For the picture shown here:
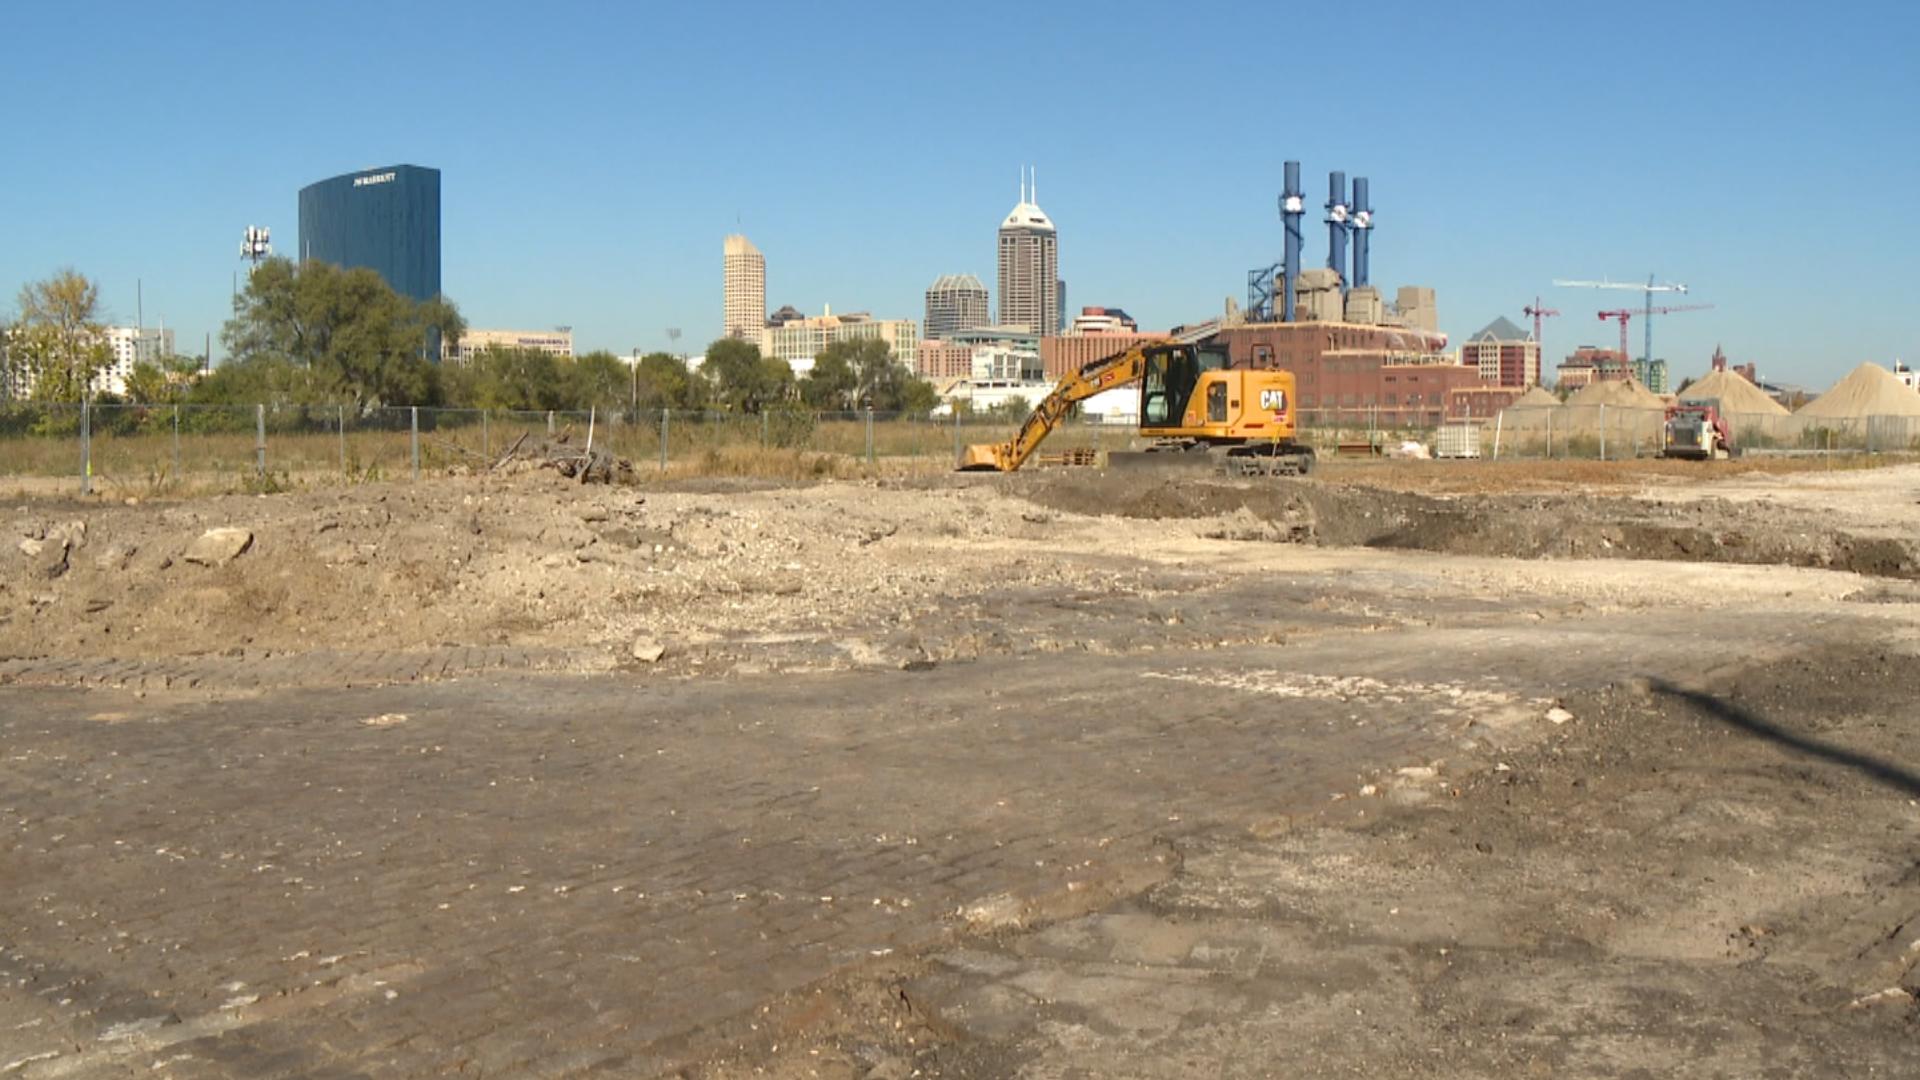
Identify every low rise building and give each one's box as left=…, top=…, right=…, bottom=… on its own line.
left=915, top=340, right=975, bottom=382
left=1556, top=346, right=1629, bottom=389
left=445, top=328, right=574, bottom=365
left=759, top=307, right=918, bottom=376
left=1040, top=332, right=1166, bottom=380
left=1065, top=306, right=1138, bottom=335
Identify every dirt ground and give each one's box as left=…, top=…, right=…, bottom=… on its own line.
left=1, top=458, right=1917, bottom=1077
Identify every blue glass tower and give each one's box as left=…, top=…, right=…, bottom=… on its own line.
left=297, top=165, right=442, bottom=303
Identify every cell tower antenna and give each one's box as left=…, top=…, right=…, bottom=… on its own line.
left=239, top=225, right=272, bottom=275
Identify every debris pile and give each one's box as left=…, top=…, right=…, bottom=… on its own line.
left=490, top=431, right=636, bottom=485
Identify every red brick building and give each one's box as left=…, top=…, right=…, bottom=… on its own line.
left=1207, top=321, right=1476, bottom=427
left=916, top=340, right=975, bottom=381
left=1446, top=385, right=1529, bottom=419
left=1459, top=316, right=1541, bottom=388
left=1555, top=346, right=1629, bottom=389
left=1039, top=332, right=1166, bottom=380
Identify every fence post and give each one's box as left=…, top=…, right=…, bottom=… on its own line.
left=1599, top=403, right=1607, bottom=461
left=172, top=404, right=181, bottom=483
left=547, top=410, right=555, bottom=436
left=866, top=408, right=875, bottom=465
left=659, top=408, right=669, bottom=471
left=1492, top=410, right=1503, bottom=461
left=482, top=410, right=490, bottom=458
left=409, top=406, right=420, bottom=481
left=761, top=410, right=769, bottom=449
left=80, top=399, right=92, bottom=495
left=255, top=403, right=266, bottom=478
left=1546, top=408, right=1554, bottom=459
left=953, top=409, right=962, bottom=463
left=338, top=404, right=347, bottom=476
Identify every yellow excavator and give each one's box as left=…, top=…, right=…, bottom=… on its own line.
left=958, top=339, right=1315, bottom=476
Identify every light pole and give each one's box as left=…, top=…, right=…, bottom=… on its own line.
left=630, top=348, right=640, bottom=416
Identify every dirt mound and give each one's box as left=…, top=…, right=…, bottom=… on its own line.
left=1797, top=363, right=1920, bottom=418
left=1505, top=386, right=1560, bottom=408
left=1567, top=378, right=1666, bottom=410
left=1014, top=472, right=1920, bottom=580
left=1679, top=370, right=1789, bottom=415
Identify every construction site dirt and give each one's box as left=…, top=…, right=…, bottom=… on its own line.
left=1, top=459, right=1916, bottom=1077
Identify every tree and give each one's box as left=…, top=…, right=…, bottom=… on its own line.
left=222, top=257, right=455, bottom=409
left=565, top=351, right=629, bottom=410
left=633, top=352, right=693, bottom=410
left=701, top=337, right=791, bottom=413
left=835, top=337, right=938, bottom=413
left=444, top=345, right=563, bottom=411
left=10, top=269, right=110, bottom=402
left=800, top=341, right=860, bottom=409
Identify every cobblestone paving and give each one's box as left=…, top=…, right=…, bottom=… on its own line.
left=0, top=617, right=1795, bottom=1077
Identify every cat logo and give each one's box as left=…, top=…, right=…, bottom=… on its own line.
left=1259, top=389, right=1288, bottom=412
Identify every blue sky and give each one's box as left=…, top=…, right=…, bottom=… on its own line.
left=2, top=0, right=1914, bottom=388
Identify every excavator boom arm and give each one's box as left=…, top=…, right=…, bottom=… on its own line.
left=960, top=344, right=1151, bottom=472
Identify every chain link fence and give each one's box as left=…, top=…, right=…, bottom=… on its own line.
left=0, top=403, right=1145, bottom=494
left=1290, top=405, right=1920, bottom=460
left=4, top=401, right=1915, bottom=494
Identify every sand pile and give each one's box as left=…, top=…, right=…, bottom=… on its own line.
left=1506, top=386, right=1560, bottom=408
left=1797, top=364, right=1920, bottom=418
left=1678, top=371, right=1788, bottom=416
left=1566, top=379, right=1666, bottom=410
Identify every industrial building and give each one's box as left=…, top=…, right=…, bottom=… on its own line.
left=1206, top=161, right=1478, bottom=426
left=723, top=235, right=767, bottom=341
left=997, top=168, right=1059, bottom=336
left=297, top=165, right=442, bottom=303
left=923, top=274, right=990, bottom=341
left=759, top=307, right=917, bottom=375
left=443, top=328, right=574, bottom=365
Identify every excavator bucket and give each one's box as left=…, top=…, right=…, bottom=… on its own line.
left=957, top=442, right=1010, bottom=471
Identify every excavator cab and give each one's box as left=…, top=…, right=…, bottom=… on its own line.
left=1139, top=345, right=1228, bottom=427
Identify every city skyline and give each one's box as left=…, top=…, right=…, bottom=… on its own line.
left=0, top=2, right=1914, bottom=387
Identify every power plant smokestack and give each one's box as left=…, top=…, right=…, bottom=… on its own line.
left=1281, top=160, right=1303, bottom=323
left=1326, top=171, right=1350, bottom=295
left=1350, top=176, right=1371, bottom=288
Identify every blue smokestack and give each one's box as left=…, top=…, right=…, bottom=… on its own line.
left=1326, top=171, right=1349, bottom=295
left=1281, top=161, right=1303, bottom=323
left=1350, top=177, right=1371, bottom=288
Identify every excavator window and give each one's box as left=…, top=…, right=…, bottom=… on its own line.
left=1142, top=348, right=1200, bottom=428
left=1206, top=381, right=1227, bottom=423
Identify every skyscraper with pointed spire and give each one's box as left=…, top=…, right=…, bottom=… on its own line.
left=997, top=167, right=1058, bottom=336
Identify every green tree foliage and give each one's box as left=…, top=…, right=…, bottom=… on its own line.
left=439, top=345, right=563, bottom=411
left=800, top=341, right=859, bottom=409
left=222, top=257, right=455, bottom=410
left=566, top=350, right=629, bottom=410
left=800, top=337, right=940, bottom=413
left=9, top=269, right=111, bottom=402
left=633, top=351, right=698, bottom=410
left=702, top=337, right=793, bottom=413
